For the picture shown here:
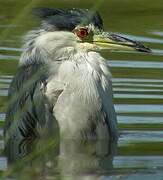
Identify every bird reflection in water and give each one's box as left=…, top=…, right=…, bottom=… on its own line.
left=4, top=135, right=117, bottom=179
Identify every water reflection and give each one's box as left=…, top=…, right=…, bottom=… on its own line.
left=4, top=135, right=117, bottom=179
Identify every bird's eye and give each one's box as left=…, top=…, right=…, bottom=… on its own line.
left=74, top=28, right=89, bottom=39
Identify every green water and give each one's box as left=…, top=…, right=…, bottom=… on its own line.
left=0, top=0, right=163, bottom=179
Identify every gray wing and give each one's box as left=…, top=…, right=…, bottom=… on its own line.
left=4, top=62, right=58, bottom=142
left=96, top=77, right=118, bottom=142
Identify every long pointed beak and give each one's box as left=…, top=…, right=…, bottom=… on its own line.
left=93, top=32, right=151, bottom=53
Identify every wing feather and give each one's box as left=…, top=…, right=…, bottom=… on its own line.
left=4, top=62, right=55, bottom=140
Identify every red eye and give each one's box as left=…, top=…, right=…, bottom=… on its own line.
left=74, top=28, right=89, bottom=38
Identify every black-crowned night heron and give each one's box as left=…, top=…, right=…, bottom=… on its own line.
left=4, top=8, right=150, bottom=145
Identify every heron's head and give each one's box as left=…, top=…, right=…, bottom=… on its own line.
left=22, top=8, right=150, bottom=64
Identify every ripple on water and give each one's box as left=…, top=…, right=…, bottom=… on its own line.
left=105, top=173, right=163, bottom=180
left=113, top=156, right=163, bottom=169
left=0, top=54, right=19, bottom=60
left=115, top=94, right=163, bottom=99
left=117, top=115, right=163, bottom=124
left=0, top=75, right=13, bottom=83
left=114, top=88, right=163, bottom=92
left=113, top=83, right=163, bottom=88
left=119, top=130, right=163, bottom=145
left=0, top=76, right=12, bottom=96
left=0, top=89, right=8, bottom=96
left=151, top=31, right=163, bottom=37
left=113, top=78, right=163, bottom=83
left=0, top=46, right=22, bottom=52
left=113, top=77, right=163, bottom=102
left=150, top=49, right=163, bottom=56
left=119, top=33, right=163, bottom=44
left=0, top=157, right=7, bottom=171
left=115, top=104, right=163, bottom=114
left=0, top=113, right=5, bottom=121
left=110, top=60, right=163, bottom=69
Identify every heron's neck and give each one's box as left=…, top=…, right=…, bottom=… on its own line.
left=60, top=51, right=111, bottom=79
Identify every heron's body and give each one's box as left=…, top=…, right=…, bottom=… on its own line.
left=4, top=8, right=150, bottom=154
left=21, top=29, right=117, bottom=140
left=46, top=51, right=116, bottom=139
